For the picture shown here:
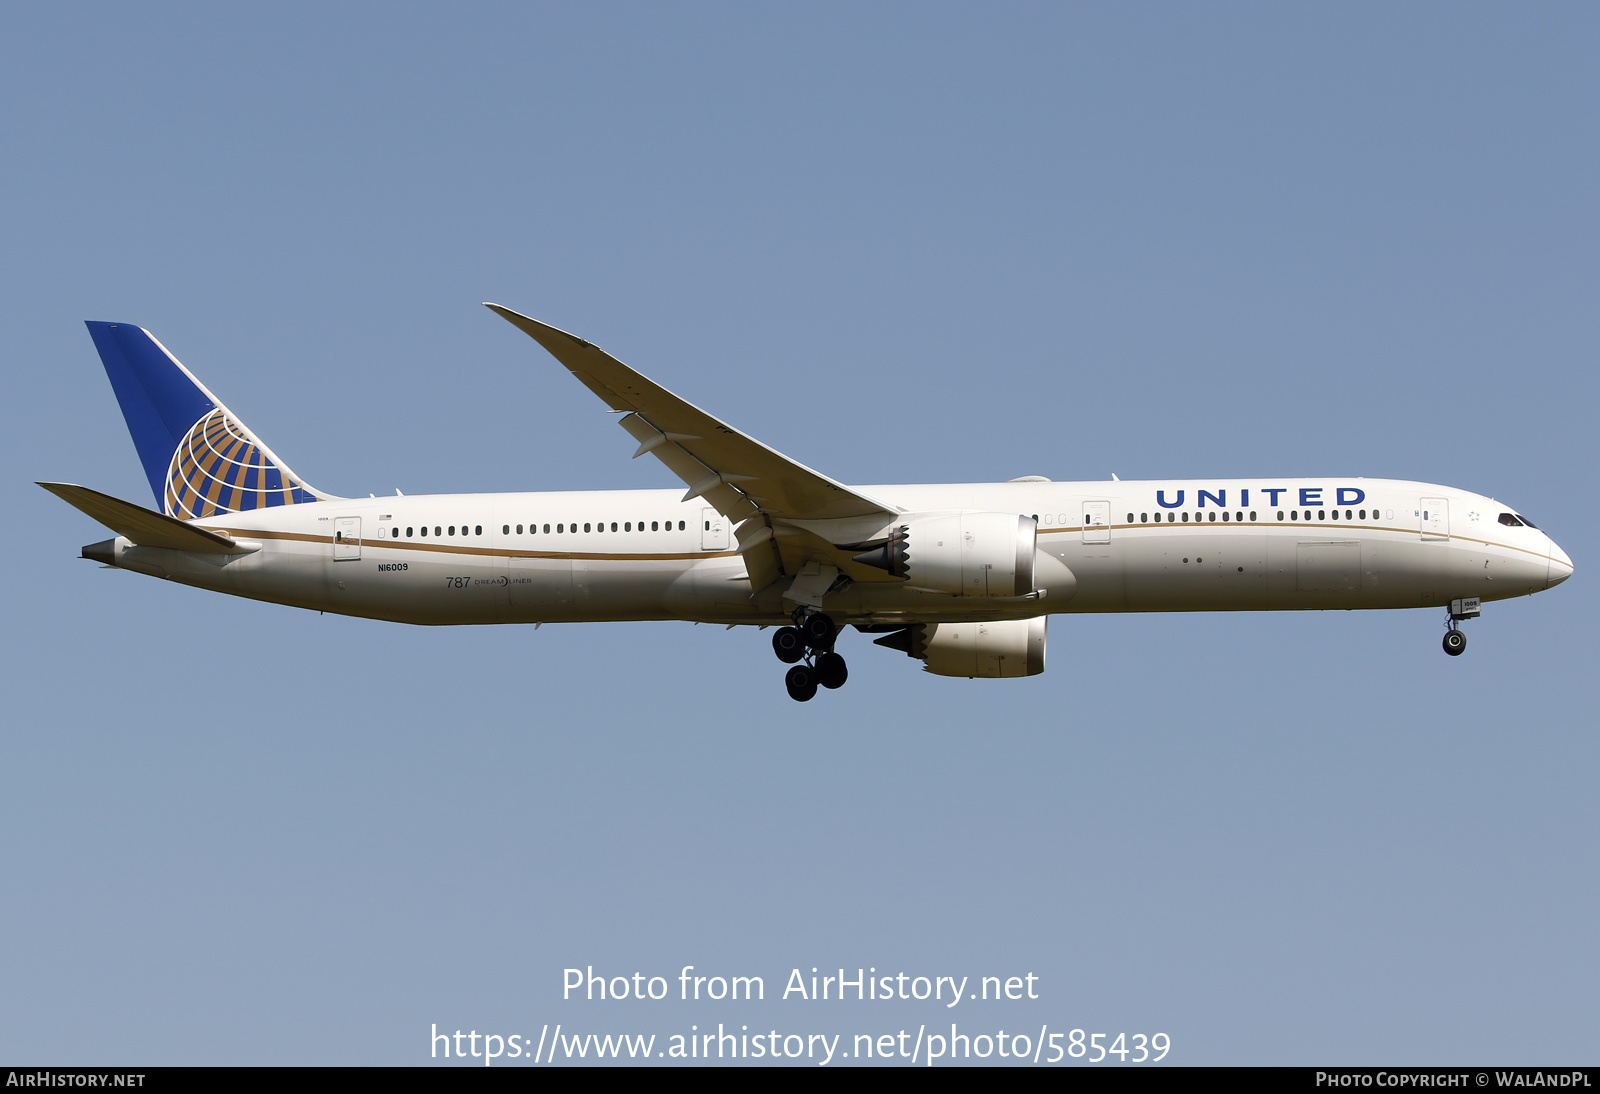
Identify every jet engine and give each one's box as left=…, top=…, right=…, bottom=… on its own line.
left=872, top=617, right=1047, bottom=678
left=850, top=512, right=1036, bottom=598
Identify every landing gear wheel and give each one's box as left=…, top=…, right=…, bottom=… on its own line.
left=801, top=612, right=836, bottom=649
left=815, top=652, right=848, bottom=690
left=785, top=665, right=818, bottom=702
left=1443, top=629, right=1466, bottom=656
left=772, top=627, right=805, bottom=664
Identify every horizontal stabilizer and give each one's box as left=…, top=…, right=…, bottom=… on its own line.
left=37, top=482, right=241, bottom=553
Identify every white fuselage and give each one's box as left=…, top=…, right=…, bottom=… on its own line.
left=95, top=477, right=1571, bottom=628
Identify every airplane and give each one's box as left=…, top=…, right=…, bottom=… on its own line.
left=41, top=304, right=1574, bottom=701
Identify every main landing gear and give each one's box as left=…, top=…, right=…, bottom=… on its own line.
left=773, top=612, right=848, bottom=701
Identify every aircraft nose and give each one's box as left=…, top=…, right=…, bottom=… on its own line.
left=1548, top=540, right=1574, bottom=589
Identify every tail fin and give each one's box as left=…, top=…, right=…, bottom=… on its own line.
left=85, top=322, right=327, bottom=518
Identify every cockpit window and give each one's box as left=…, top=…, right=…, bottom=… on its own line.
left=1498, top=513, right=1523, bottom=527
left=1517, top=513, right=1539, bottom=529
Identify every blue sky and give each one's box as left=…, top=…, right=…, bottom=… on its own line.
left=2, top=2, right=1596, bottom=1065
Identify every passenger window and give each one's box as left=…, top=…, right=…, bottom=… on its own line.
left=1168, top=513, right=1175, bottom=523
left=1181, top=513, right=1189, bottom=522
left=651, top=521, right=659, bottom=531
left=1208, top=512, right=1216, bottom=522
left=1126, top=513, right=1133, bottom=523
left=557, top=524, right=564, bottom=533
left=611, top=522, right=618, bottom=532
left=625, top=522, right=631, bottom=531
left=1290, top=511, right=1298, bottom=521
left=543, top=524, right=550, bottom=534
left=678, top=521, right=685, bottom=530
left=705, top=521, right=711, bottom=530
left=1276, top=512, right=1283, bottom=521
left=584, top=523, right=591, bottom=533
left=1318, top=510, right=1325, bottom=520
left=1141, top=513, right=1148, bottom=523
left=433, top=526, right=441, bottom=536
left=1248, top=511, right=1256, bottom=521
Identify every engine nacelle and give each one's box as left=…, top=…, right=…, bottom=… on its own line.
left=873, top=617, right=1048, bottom=678
left=852, top=512, right=1036, bottom=598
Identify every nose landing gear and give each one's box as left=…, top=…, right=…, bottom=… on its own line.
left=774, top=611, right=847, bottom=700
left=1442, top=597, right=1479, bottom=657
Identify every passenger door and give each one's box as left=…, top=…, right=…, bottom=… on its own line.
left=1419, top=498, right=1449, bottom=542
left=701, top=507, right=730, bottom=550
left=1082, top=501, right=1111, bottom=545
left=333, top=517, right=361, bottom=560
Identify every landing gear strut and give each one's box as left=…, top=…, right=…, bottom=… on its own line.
left=776, top=611, right=848, bottom=700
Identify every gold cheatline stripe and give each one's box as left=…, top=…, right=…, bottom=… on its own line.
left=201, top=520, right=1545, bottom=566
left=213, top=527, right=741, bottom=562
left=1037, top=522, right=1548, bottom=561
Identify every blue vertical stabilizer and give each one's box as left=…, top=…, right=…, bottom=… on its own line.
left=84, top=322, right=322, bottom=517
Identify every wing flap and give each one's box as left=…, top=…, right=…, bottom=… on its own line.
left=39, top=482, right=243, bottom=553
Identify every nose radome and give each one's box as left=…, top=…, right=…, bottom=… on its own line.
left=1548, top=540, right=1574, bottom=589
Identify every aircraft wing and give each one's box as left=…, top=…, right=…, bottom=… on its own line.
left=38, top=482, right=244, bottom=554
left=485, top=304, right=899, bottom=526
